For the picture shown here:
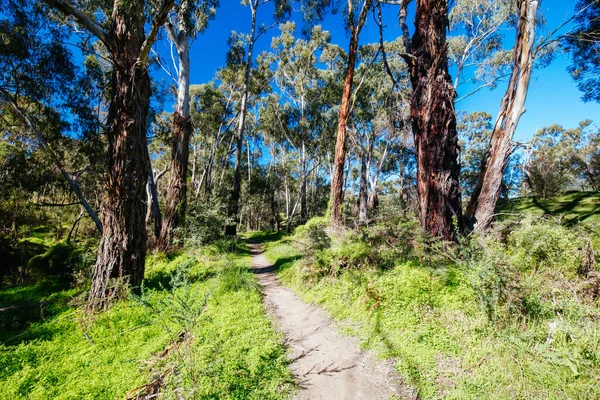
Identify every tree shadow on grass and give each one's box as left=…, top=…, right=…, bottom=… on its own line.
left=0, top=280, right=76, bottom=345
left=245, top=231, right=287, bottom=244
left=252, top=255, right=302, bottom=275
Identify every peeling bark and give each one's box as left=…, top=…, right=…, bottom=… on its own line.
left=466, top=0, right=539, bottom=232
left=157, top=112, right=192, bottom=250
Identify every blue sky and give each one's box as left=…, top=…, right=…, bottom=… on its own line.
left=154, top=0, right=599, bottom=142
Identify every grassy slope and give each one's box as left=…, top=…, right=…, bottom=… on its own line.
left=261, top=235, right=600, bottom=400
left=498, top=191, right=600, bottom=225
left=0, top=243, right=293, bottom=399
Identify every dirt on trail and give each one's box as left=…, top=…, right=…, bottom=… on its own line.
left=249, top=242, right=415, bottom=400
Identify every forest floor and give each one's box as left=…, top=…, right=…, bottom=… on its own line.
left=249, top=241, right=414, bottom=400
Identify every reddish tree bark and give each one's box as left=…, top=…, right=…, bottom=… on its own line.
left=329, top=0, right=374, bottom=226
left=404, top=0, right=462, bottom=240
left=466, top=0, right=539, bottom=232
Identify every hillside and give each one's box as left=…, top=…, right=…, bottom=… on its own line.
left=498, top=191, right=600, bottom=225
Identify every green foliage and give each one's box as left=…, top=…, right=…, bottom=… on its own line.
left=564, top=0, right=600, bottom=103
left=264, top=217, right=600, bottom=399
left=26, top=241, right=95, bottom=282
left=183, top=199, right=227, bottom=246
left=508, top=219, right=583, bottom=275
left=294, top=215, right=330, bottom=251
left=0, top=246, right=292, bottom=399
left=214, top=255, right=261, bottom=294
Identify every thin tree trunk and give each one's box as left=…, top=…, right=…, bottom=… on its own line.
left=465, top=0, right=539, bottom=232
left=358, top=152, right=369, bottom=225
left=67, top=208, right=85, bottom=243
left=146, top=167, right=163, bottom=239
left=300, top=141, right=308, bottom=223
left=226, top=2, right=257, bottom=237
left=329, top=0, right=374, bottom=226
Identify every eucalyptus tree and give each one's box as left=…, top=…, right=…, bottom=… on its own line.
left=268, top=22, right=333, bottom=225
left=565, top=0, right=600, bottom=103
left=457, top=111, right=493, bottom=200
left=525, top=122, right=590, bottom=198
left=448, top=0, right=515, bottom=102
left=43, top=0, right=175, bottom=308
left=349, top=40, right=411, bottom=225
left=465, top=0, right=540, bottom=231
left=396, top=0, right=462, bottom=240
left=0, top=0, right=103, bottom=235
left=329, top=0, right=376, bottom=226
left=189, top=83, right=236, bottom=198
left=157, top=0, right=219, bottom=251
left=225, top=0, right=291, bottom=236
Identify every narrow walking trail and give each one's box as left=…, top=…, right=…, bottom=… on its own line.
left=249, top=242, right=413, bottom=400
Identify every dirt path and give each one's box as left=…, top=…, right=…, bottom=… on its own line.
left=249, top=242, right=414, bottom=400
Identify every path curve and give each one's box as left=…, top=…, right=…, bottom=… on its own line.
left=249, top=242, right=414, bottom=400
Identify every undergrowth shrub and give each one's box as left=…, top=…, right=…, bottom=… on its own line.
left=182, top=199, right=227, bottom=246
left=135, top=261, right=208, bottom=335
left=509, top=218, right=584, bottom=276
left=27, top=240, right=96, bottom=284
left=461, top=235, right=527, bottom=323
left=460, top=218, right=596, bottom=324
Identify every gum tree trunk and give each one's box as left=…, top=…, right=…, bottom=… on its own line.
left=45, top=0, right=175, bottom=309
left=329, top=0, right=374, bottom=226
left=465, top=0, right=539, bottom=232
left=405, top=0, right=462, bottom=240
left=157, top=25, right=194, bottom=250
left=89, top=14, right=152, bottom=306
left=357, top=152, right=369, bottom=225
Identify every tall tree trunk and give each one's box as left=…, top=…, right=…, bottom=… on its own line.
left=158, top=33, right=192, bottom=251
left=329, top=0, right=374, bottom=226
left=89, top=14, right=152, bottom=307
left=405, top=0, right=462, bottom=240
left=46, top=0, right=174, bottom=309
left=226, top=2, right=256, bottom=237
left=465, top=0, right=538, bottom=232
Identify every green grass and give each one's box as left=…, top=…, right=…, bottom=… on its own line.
left=0, top=245, right=293, bottom=399
left=263, top=234, right=600, bottom=399
left=498, top=190, right=600, bottom=225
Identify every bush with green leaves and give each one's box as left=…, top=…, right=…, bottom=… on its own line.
left=508, top=218, right=584, bottom=275
left=26, top=240, right=96, bottom=283
left=182, top=199, right=228, bottom=246
left=214, top=255, right=261, bottom=294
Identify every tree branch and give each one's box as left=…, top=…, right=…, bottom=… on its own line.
left=138, top=0, right=176, bottom=65
left=43, top=0, right=110, bottom=50
left=375, top=2, right=399, bottom=88
left=0, top=88, right=103, bottom=233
